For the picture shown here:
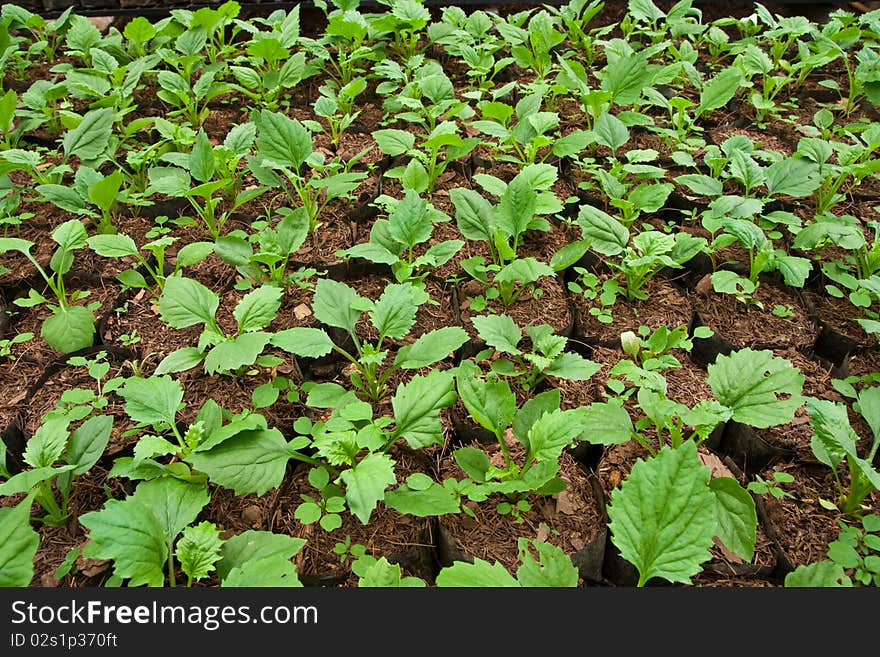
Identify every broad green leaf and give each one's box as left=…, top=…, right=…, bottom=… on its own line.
left=373, top=128, right=415, bottom=156
left=709, top=477, right=757, bottom=562
left=370, top=282, right=417, bottom=341
left=41, top=305, right=95, bottom=354
left=512, top=390, right=560, bottom=443
left=217, top=530, right=306, bottom=581
left=186, top=428, right=291, bottom=496
left=394, top=326, right=468, bottom=369
left=203, top=332, right=272, bottom=374
left=471, top=313, right=522, bottom=355
left=118, top=375, right=183, bottom=428
left=0, top=465, right=75, bottom=496
left=857, top=387, right=880, bottom=442
left=339, top=452, right=396, bottom=524
left=79, top=497, right=168, bottom=587
left=157, top=276, right=219, bottom=329
left=698, top=67, right=742, bottom=115
left=450, top=187, right=495, bottom=243
left=176, top=521, right=223, bottom=583
left=87, top=171, right=122, bottom=213
left=131, top=477, right=210, bottom=541
left=23, top=414, right=70, bottom=469
left=37, top=184, right=87, bottom=214
left=593, top=111, right=629, bottom=153
left=392, top=368, right=458, bottom=448
left=388, top=189, right=432, bottom=248
left=608, top=442, right=716, bottom=586
left=0, top=495, right=40, bottom=587
left=707, top=349, right=805, bottom=429
left=63, top=107, right=115, bottom=162
left=384, top=479, right=461, bottom=517
left=763, top=159, right=821, bottom=198
left=233, top=285, right=284, bottom=333
left=256, top=110, right=312, bottom=169
left=456, top=360, right=516, bottom=438
left=190, top=130, right=216, bottom=184
left=497, top=172, right=537, bottom=242
left=154, top=347, right=206, bottom=375
left=87, top=233, right=139, bottom=258
left=600, top=51, right=651, bottom=106
left=222, top=559, right=302, bottom=587
left=544, top=352, right=602, bottom=381
left=675, top=174, right=723, bottom=197
left=784, top=561, right=851, bottom=587
left=312, top=278, right=365, bottom=336
left=436, top=558, right=519, bottom=586
left=148, top=166, right=192, bottom=197
left=270, top=327, right=334, bottom=358
left=526, top=408, right=589, bottom=463
left=577, top=204, right=629, bottom=256
left=356, top=556, right=426, bottom=587
left=57, top=414, right=113, bottom=493
left=515, top=538, right=579, bottom=587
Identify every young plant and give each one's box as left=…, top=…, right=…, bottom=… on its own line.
left=606, top=440, right=757, bottom=586
left=148, top=128, right=267, bottom=240
left=709, top=217, right=811, bottom=307
left=154, top=278, right=285, bottom=376
left=214, top=206, right=315, bottom=290
left=470, top=313, right=601, bottom=391
left=229, top=35, right=312, bottom=111
left=79, top=471, right=307, bottom=587
left=0, top=410, right=113, bottom=527
left=804, top=386, right=880, bottom=516
left=453, top=361, right=592, bottom=514
left=336, top=189, right=463, bottom=285
left=576, top=203, right=706, bottom=302
left=0, top=219, right=99, bottom=353
left=435, top=537, right=579, bottom=587
left=270, top=278, right=468, bottom=402
left=252, top=109, right=368, bottom=234
left=373, top=118, right=479, bottom=193
left=87, top=231, right=213, bottom=296
left=785, top=514, right=880, bottom=587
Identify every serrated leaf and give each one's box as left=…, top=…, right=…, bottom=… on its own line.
left=154, top=347, right=206, bottom=375
left=456, top=360, right=516, bottom=439
left=204, top=332, right=272, bottom=374
left=577, top=204, right=629, bottom=256
left=339, top=452, right=396, bottom=524
left=373, top=128, right=415, bottom=156
left=707, top=349, right=804, bottom=429
left=471, top=313, right=522, bottom=355
left=436, top=558, right=519, bottom=586
left=118, top=375, right=183, bottom=428
left=515, top=538, right=579, bottom=587
left=233, top=285, right=284, bottom=333
left=217, top=530, right=306, bottom=582
left=79, top=497, right=168, bottom=587
left=384, top=480, right=461, bottom=517
left=42, top=305, right=95, bottom=354
left=131, top=477, right=210, bottom=542
left=698, top=67, right=742, bottom=115
left=312, top=277, right=364, bottom=336
left=450, top=187, right=495, bottom=243
left=176, top=521, right=223, bottom=583
left=392, top=368, right=458, bottom=449
left=370, top=282, right=417, bottom=340
left=608, top=442, right=716, bottom=586
left=784, top=561, right=851, bottom=587
left=763, top=159, right=821, bottom=198
left=544, top=352, right=602, bottom=381
left=526, top=408, right=589, bottom=463
left=63, top=107, right=115, bottom=162
left=256, top=110, right=312, bottom=169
